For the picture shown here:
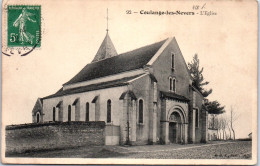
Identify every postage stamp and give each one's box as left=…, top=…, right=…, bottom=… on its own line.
left=2, top=4, right=41, bottom=56
left=7, top=5, right=41, bottom=47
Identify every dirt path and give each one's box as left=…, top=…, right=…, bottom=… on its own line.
left=6, top=141, right=252, bottom=159
left=117, top=141, right=238, bottom=153
left=115, top=141, right=252, bottom=159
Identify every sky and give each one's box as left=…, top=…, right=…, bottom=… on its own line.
left=2, top=0, right=257, bottom=139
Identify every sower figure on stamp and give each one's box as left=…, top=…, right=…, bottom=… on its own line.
left=13, top=8, right=36, bottom=44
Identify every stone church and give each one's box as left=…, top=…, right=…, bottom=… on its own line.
left=32, top=32, right=208, bottom=145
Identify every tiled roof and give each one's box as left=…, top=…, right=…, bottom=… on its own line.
left=39, top=98, right=43, bottom=104
left=56, top=101, right=62, bottom=107
left=91, top=96, right=99, bottom=103
left=6, top=121, right=105, bottom=130
left=92, top=33, right=118, bottom=62
left=160, top=91, right=190, bottom=102
left=43, top=74, right=144, bottom=99
left=149, top=73, right=157, bottom=82
left=119, top=90, right=137, bottom=100
left=64, top=39, right=167, bottom=85
left=72, top=98, right=79, bottom=105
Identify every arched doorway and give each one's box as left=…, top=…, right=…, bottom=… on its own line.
left=168, top=110, right=184, bottom=144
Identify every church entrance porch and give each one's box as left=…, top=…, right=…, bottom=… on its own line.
left=169, top=112, right=183, bottom=144
left=160, top=99, right=189, bottom=145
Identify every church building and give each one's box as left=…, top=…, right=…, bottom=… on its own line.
left=32, top=32, right=208, bottom=145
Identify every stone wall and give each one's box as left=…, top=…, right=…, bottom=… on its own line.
left=42, top=86, right=127, bottom=125
left=200, top=108, right=208, bottom=143
left=152, top=38, right=191, bottom=98
left=129, top=74, right=151, bottom=145
left=188, top=89, right=205, bottom=143
left=5, top=121, right=105, bottom=155
left=194, top=91, right=204, bottom=143
left=208, top=129, right=218, bottom=141
left=105, top=125, right=120, bottom=145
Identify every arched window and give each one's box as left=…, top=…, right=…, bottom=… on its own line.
left=86, top=102, right=89, bottom=122
left=68, top=105, right=71, bottom=122
left=171, top=53, right=175, bottom=69
left=169, top=77, right=176, bottom=92
left=53, top=107, right=56, bottom=121
left=169, top=78, right=172, bottom=91
left=36, top=112, right=40, bottom=123
left=107, top=100, right=111, bottom=123
left=139, top=99, right=143, bottom=123
left=172, top=78, right=176, bottom=92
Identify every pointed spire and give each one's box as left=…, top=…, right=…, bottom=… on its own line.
left=92, top=9, right=118, bottom=62
left=92, top=33, right=118, bottom=62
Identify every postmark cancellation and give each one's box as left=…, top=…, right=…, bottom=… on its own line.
left=2, top=4, right=41, bottom=56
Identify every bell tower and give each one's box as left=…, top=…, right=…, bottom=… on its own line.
left=92, top=9, right=118, bottom=62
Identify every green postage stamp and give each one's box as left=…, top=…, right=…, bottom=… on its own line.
left=7, top=5, right=41, bottom=47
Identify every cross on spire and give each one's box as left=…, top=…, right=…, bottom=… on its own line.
left=106, top=8, right=109, bottom=32
left=92, top=8, right=117, bottom=62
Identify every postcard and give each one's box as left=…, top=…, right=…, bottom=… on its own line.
left=1, top=0, right=257, bottom=165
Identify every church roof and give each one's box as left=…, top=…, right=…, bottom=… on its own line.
left=160, top=91, right=190, bottom=102
left=92, top=33, right=118, bottom=62
left=43, top=74, right=144, bottom=99
left=64, top=38, right=167, bottom=86
left=119, top=90, right=137, bottom=100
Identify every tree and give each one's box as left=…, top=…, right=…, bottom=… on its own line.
left=211, top=113, right=229, bottom=140
left=204, top=100, right=225, bottom=140
left=188, top=54, right=212, bottom=97
left=229, top=106, right=239, bottom=140
left=204, top=100, right=225, bottom=115
left=227, top=118, right=232, bottom=140
left=219, top=115, right=228, bottom=140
